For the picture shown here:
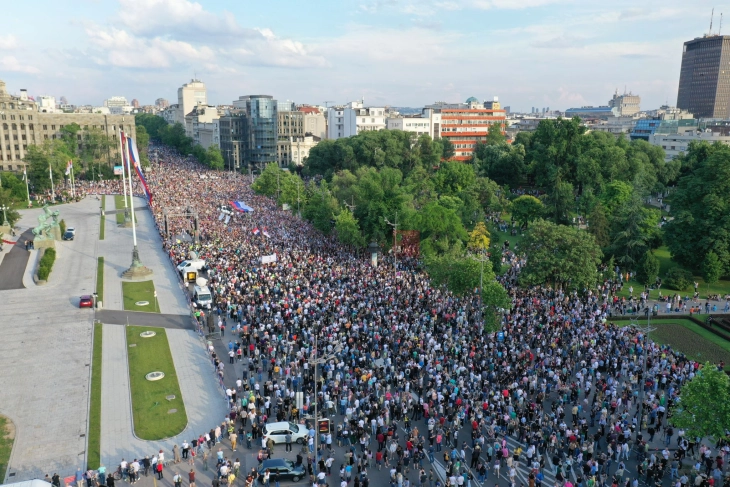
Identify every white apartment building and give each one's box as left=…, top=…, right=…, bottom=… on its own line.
left=177, top=79, right=207, bottom=125
left=185, top=104, right=219, bottom=141
left=196, top=120, right=219, bottom=150
left=386, top=116, right=431, bottom=137
left=327, top=101, right=386, bottom=140
left=161, top=104, right=178, bottom=124
left=649, top=130, right=730, bottom=160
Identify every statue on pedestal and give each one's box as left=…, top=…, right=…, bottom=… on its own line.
left=32, top=205, right=61, bottom=242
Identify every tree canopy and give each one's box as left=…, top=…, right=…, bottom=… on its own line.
left=670, top=362, right=730, bottom=440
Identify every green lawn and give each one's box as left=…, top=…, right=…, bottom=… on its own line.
left=488, top=222, right=525, bottom=251
left=96, top=257, right=104, bottom=304
left=614, top=246, right=730, bottom=300
left=115, top=195, right=136, bottom=224
left=122, top=280, right=159, bottom=313
left=87, top=322, right=102, bottom=469
left=99, top=195, right=106, bottom=240
left=0, top=415, right=15, bottom=483
left=614, top=317, right=730, bottom=368
left=126, top=326, right=187, bottom=440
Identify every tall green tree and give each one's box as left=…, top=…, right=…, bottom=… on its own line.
left=334, top=208, right=365, bottom=247
left=665, top=143, right=730, bottom=275
left=636, top=250, right=660, bottom=287
left=670, top=363, right=730, bottom=440
left=510, top=195, right=544, bottom=228
left=485, top=122, right=506, bottom=146
left=588, top=203, right=611, bottom=248
left=206, top=145, right=225, bottom=170
left=519, top=219, right=603, bottom=290
left=702, top=251, right=723, bottom=293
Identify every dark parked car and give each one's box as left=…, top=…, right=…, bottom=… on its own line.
left=63, top=231, right=74, bottom=241
left=257, top=459, right=305, bottom=482
left=79, top=295, right=93, bottom=308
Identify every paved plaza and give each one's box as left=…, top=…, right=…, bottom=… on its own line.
left=0, top=198, right=99, bottom=482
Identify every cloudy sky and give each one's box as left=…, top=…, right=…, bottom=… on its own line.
left=0, top=0, right=722, bottom=111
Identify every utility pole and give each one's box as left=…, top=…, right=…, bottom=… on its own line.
left=308, top=335, right=342, bottom=468
left=384, top=211, right=399, bottom=276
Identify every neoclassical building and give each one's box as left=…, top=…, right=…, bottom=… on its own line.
left=0, top=79, right=136, bottom=172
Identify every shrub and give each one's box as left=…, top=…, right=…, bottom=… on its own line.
left=37, top=247, right=56, bottom=281
left=664, top=267, right=693, bottom=291
left=59, top=219, right=66, bottom=235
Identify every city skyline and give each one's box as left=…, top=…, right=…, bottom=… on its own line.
left=0, top=0, right=723, bottom=111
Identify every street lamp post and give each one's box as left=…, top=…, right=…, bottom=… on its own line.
left=634, top=313, right=656, bottom=440
left=307, top=334, right=342, bottom=472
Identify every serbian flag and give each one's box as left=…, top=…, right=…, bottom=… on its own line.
left=262, top=228, right=271, bottom=238
left=252, top=228, right=260, bottom=235
left=65, top=160, right=73, bottom=175
left=230, top=201, right=254, bottom=213
left=124, top=133, right=153, bottom=203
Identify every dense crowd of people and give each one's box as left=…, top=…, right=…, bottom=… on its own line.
left=73, top=146, right=730, bottom=487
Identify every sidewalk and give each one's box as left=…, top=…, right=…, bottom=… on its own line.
left=98, top=196, right=188, bottom=315
left=99, top=324, right=228, bottom=468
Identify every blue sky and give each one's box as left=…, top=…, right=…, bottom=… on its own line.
left=0, top=0, right=722, bottom=111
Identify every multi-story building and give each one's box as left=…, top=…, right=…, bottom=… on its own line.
left=327, top=101, right=386, bottom=139
left=564, top=106, right=620, bottom=119
left=104, top=96, right=131, bottom=115
left=278, top=136, right=320, bottom=167
left=607, top=91, right=641, bottom=116
left=219, top=110, right=246, bottom=171
left=422, top=98, right=507, bottom=161
left=195, top=121, right=219, bottom=150
left=131, top=99, right=140, bottom=108
left=37, top=96, right=57, bottom=113
left=161, top=105, right=178, bottom=125
left=176, top=79, right=207, bottom=125
left=184, top=104, right=219, bottom=138
left=155, top=98, right=170, bottom=108
left=386, top=115, right=432, bottom=137
left=677, top=35, right=730, bottom=118
left=298, top=106, right=327, bottom=140
left=245, top=95, right=278, bottom=171
left=0, top=79, right=136, bottom=171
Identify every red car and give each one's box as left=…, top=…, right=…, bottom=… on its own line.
left=79, top=295, right=94, bottom=308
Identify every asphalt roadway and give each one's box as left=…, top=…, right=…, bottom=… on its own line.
left=0, top=228, right=33, bottom=290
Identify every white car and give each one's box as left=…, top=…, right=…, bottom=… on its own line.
left=262, top=421, right=308, bottom=445
left=66, top=227, right=76, bottom=236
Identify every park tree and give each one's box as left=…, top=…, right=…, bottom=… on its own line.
left=702, top=251, right=723, bottom=292
left=424, top=252, right=510, bottom=331
left=206, top=145, right=225, bottom=170
left=670, top=363, right=730, bottom=440
left=334, top=208, right=365, bottom=248
left=0, top=188, right=21, bottom=226
left=510, top=195, right=544, bottom=228
left=468, top=222, right=490, bottom=253
left=665, top=143, right=730, bottom=275
left=636, top=250, right=660, bottom=287
left=588, top=203, right=611, bottom=248
left=415, top=200, right=468, bottom=256
left=485, top=122, right=506, bottom=146
left=302, top=180, right=339, bottom=234
left=519, top=219, right=603, bottom=291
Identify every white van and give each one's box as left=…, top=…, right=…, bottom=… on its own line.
left=177, top=259, right=206, bottom=279
left=193, top=285, right=213, bottom=308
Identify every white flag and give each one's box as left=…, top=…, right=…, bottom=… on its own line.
left=22, top=169, right=26, bottom=181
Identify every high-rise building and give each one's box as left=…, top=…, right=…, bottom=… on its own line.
left=131, top=99, right=140, bottom=108
left=155, top=98, right=170, bottom=108
left=245, top=95, right=278, bottom=171
left=176, top=79, right=207, bottom=125
left=326, top=101, right=386, bottom=140
left=677, top=35, right=730, bottom=118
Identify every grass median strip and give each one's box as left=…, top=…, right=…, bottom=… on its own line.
left=99, top=195, right=106, bottom=240
left=96, top=257, right=104, bottom=304
left=0, top=415, right=14, bottom=482
left=122, top=280, right=159, bottom=313
left=87, top=322, right=102, bottom=469
left=115, top=195, right=136, bottom=225
left=126, top=326, right=187, bottom=440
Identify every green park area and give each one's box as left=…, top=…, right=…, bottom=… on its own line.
left=0, top=415, right=14, bottom=482
left=122, top=280, right=159, bottom=313
left=126, top=326, right=187, bottom=440
left=87, top=322, right=102, bottom=469
left=96, top=257, right=104, bottom=304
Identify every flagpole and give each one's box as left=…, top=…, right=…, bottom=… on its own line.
left=71, top=164, right=76, bottom=199
left=120, top=131, right=152, bottom=279
left=49, top=163, right=55, bottom=204
left=122, top=132, right=137, bottom=245
left=118, top=127, right=128, bottom=208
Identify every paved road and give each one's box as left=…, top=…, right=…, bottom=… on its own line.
left=97, top=310, right=191, bottom=329
left=0, top=229, right=33, bottom=290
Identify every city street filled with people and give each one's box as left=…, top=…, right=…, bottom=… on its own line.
left=68, top=147, right=730, bottom=487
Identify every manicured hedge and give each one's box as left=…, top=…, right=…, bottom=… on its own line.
left=37, top=248, right=56, bottom=281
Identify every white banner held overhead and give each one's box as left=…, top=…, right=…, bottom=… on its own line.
left=260, top=254, right=277, bottom=264
left=224, top=215, right=231, bottom=225
left=218, top=212, right=225, bottom=221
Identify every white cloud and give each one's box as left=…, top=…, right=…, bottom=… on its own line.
left=0, top=34, right=17, bottom=49
left=0, top=56, right=40, bottom=74
left=117, top=0, right=240, bottom=37
left=85, top=26, right=215, bottom=68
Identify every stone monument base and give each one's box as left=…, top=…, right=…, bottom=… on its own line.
left=122, top=246, right=153, bottom=279
left=33, top=238, right=57, bottom=250
left=0, top=224, right=12, bottom=236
